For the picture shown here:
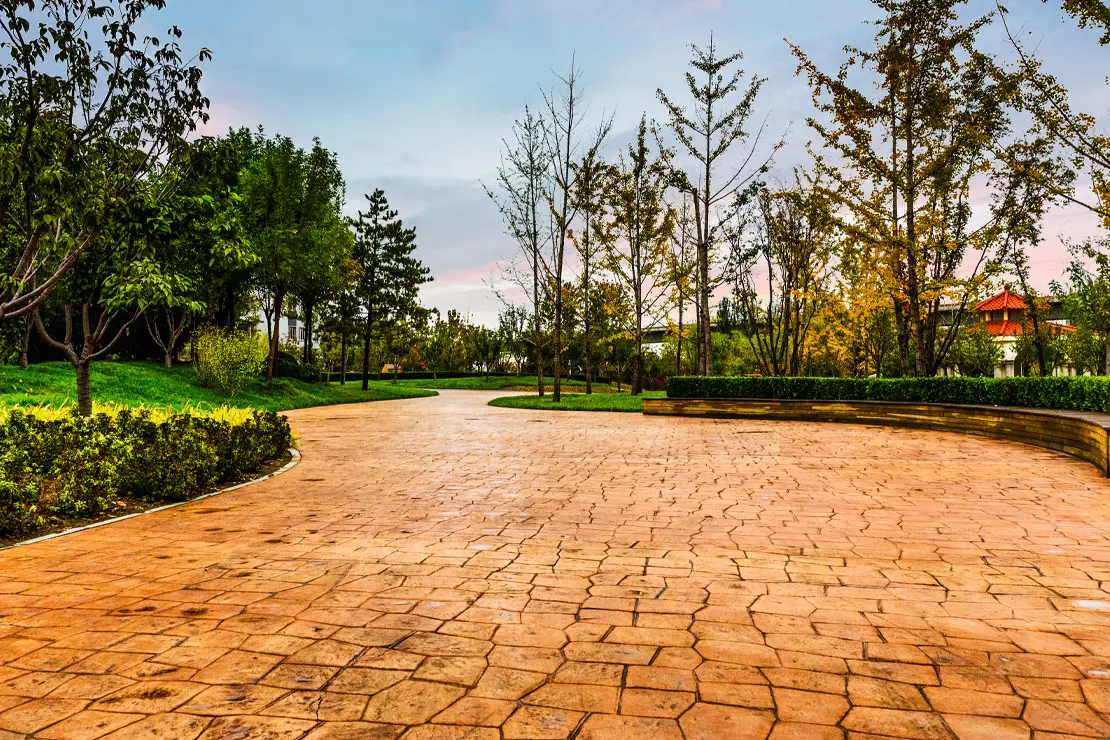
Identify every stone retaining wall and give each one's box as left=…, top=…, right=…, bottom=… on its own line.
left=643, top=397, right=1110, bottom=476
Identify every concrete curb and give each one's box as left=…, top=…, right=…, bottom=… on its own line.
left=4, top=447, right=302, bottom=550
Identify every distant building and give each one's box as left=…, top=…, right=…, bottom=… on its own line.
left=944, top=288, right=1076, bottom=378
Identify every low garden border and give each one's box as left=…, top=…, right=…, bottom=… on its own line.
left=642, top=398, right=1110, bottom=476
left=3, top=447, right=301, bottom=550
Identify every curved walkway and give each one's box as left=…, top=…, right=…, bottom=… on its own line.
left=0, top=391, right=1109, bottom=739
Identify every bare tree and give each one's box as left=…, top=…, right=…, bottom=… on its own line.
left=658, top=34, right=783, bottom=375
left=728, top=176, right=838, bottom=376
left=485, top=107, right=552, bottom=396
left=542, top=59, right=614, bottom=401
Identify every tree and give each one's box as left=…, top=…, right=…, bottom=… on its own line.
left=486, top=107, right=551, bottom=395
left=34, top=179, right=183, bottom=415
left=239, top=133, right=346, bottom=383
left=599, top=117, right=675, bottom=395
left=0, top=0, right=210, bottom=320
left=665, top=195, right=699, bottom=376
left=498, top=306, right=529, bottom=375
left=950, top=323, right=1002, bottom=377
left=542, top=60, right=610, bottom=401
left=728, top=176, right=838, bottom=377
left=658, top=34, right=782, bottom=375
left=319, top=257, right=362, bottom=384
left=294, top=219, right=350, bottom=367
left=469, top=325, right=502, bottom=379
left=349, top=189, right=430, bottom=392
left=792, top=0, right=1060, bottom=377
left=569, top=127, right=612, bottom=394
left=143, top=137, right=254, bottom=368
left=1054, top=239, right=1110, bottom=374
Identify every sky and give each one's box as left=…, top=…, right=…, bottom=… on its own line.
left=155, top=0, right=1108, bottom=326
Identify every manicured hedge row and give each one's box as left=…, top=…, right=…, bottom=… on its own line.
left=667, top=375, right=1110, bottom=413
left=0, top=410, right=292, bottom=538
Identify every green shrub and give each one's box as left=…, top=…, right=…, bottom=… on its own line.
left=194, top=326, right=266, bottom=397
left=0, top=447, right=43, bottom=536
left=666, top=375, right=1110, bottom=412
left=0, top=408, right=293, bottom=539
left=274, top=351, right=321, bottom=383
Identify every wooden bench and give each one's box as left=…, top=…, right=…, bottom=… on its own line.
left=642, top=397, right=1110, bottom=477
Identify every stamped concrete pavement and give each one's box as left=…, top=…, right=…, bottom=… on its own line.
left=0, top=390, right=1109, bottom=739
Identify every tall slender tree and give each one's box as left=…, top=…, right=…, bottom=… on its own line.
left=349, top=190, right=431, bottom=392
left=658, top=35, right=782, bottom=375
left=239, top=133, right=345, bottom=382
left=569, top=128, right=613, bottom=394
left=600, top=117, right=676, bottom=395
left=486, top=107, right=551, bottom=395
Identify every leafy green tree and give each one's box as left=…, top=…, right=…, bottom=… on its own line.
left=0, top=0, right=210, bottom=320
left=469, top=325, right=503, bottom=379
left=1054, top=240, right=1110, bottom=374
left=1063, top=324, right=1105, bottom=375
left=498, top=306, right=529, bottom=375
left=318, top=258, right=362, bottom=384
left=144, top=137, right=255, bottom=368
left=239, top=133, right=346, bottom=383
left=33, top=182, right=184, bottom=415
left=348, top=190, right=431, bottom=392
left=950, top=323, right=1002, bottom=377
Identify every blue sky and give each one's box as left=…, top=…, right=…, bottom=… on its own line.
left=158, top=0, right=1106, bottom=325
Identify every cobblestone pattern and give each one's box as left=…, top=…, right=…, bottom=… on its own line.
left=0, top=390, right=1108, bottom=739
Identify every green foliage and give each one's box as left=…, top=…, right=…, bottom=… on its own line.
left=950, top=324, right=1002, bottom=378
left=194, top=326, right=267, bottom=397
left=0, top=408, right=292, bottom=537
left=0, top=361, right=435, bottom=413
left=1063, top=325, right=1106, bottom=375
left=668, top=375, right=1110, bottom=412
left=0, top=0, right=211, bottom=319
left=489, top=391, right=664, bottom=413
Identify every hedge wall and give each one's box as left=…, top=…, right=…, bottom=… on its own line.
left=667, top=375, right=1110, bottom=413
left=0, top=409, right=292, bottom=538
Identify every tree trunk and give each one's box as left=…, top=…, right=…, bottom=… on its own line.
left=303, top=301, right=313, bottom=366
left=340, top=331, right=347, bottom=385
left=361, top=316, right=372, bottom=392
left=18, top=317, right=31, bottom=369
left=76, top=361, right=92, bottom=417
left=164, top=349, right=173, bottom=369
left=553, top=298, right=562, bottom=402
left=265, top=288, right=285, bottom=384
left=1104, top=339, right=1109, bottom=376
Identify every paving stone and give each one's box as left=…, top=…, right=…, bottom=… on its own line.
left=2, top=391, right=1110, bottom=736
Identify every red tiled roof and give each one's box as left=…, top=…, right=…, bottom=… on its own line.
left=976, top=288, right=1026, bottom=312
left=983, top=320, right=1075, bottom=337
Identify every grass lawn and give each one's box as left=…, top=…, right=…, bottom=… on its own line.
left=489, top=390, right=664, bottom=413
left=0, top=361, right=436, bottom=413
left=393, top=375, right=583, bottom=391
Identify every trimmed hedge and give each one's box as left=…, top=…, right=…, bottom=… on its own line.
left=0, top=409, right=292, bottom=538
left=667, top=375, right=1110, bottom=413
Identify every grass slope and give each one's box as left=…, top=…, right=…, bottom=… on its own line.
left=489, top=390, right=664, bottom=413
left=0, top=361, right=436, bottom=412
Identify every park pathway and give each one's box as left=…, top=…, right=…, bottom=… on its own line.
left=0, top=390, right=1109, bottom=739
